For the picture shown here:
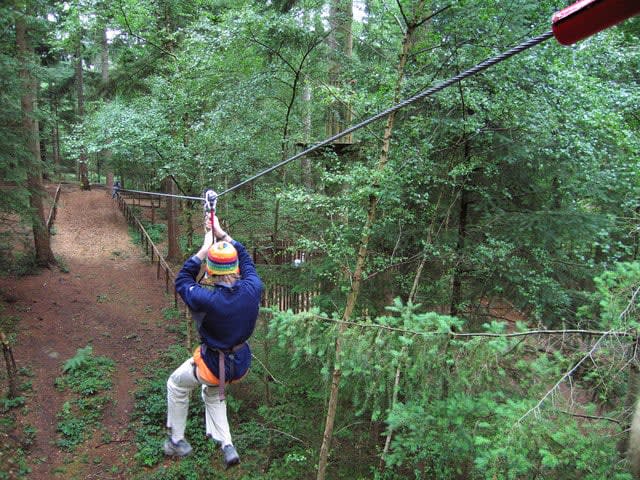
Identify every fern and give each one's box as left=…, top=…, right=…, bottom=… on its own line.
left=63, top=345, right=93, bottom=373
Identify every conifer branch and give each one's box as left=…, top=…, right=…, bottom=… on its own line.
left=516, top=286, right=639, bottom=424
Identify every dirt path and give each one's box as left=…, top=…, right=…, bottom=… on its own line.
left=0, top=184, right=177, bottom=479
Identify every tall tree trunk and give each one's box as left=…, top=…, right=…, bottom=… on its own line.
left=450, top=82, right=471, bottom=318
left=316, top=3, right=427, bottom=479
left=76, top=40, right=84, bottom=118
left=76, top=36, right=90, bottom=190
left=326, top=0, right=353, bottom=144
left=51, top=93, right=61, bottom=168
left=450, top=182, right=469, bottom=317
left=166, top=177, right=181, bottom=262
left=101, top=26, right=109, bottom=85
left=100, top=26, right=114, bottom=192
left=52, top=122, right=59, bottom=166
left=17, top=9, right=55, bottom=267
left=302, top=82, right=314, bottom=189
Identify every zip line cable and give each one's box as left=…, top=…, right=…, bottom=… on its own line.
left=118, top=30, right=554, bottom=203
left=216, top=29, right=554, bottom=197
left=118, top=188, right=203, bottom=202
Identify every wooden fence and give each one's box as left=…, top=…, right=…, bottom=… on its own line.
left=46, top=183, right=62, bottom=232
left=115, top=194, right=199, bottom=347
left=261, top=282, right=318, bottom=312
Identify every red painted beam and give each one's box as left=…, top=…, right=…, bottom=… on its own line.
left=552, top=0, right=640, bottom=45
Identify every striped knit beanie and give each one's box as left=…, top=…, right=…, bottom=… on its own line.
left=206, top=242, right=239, bottom=276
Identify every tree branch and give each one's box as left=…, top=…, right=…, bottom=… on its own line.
left=414, top=4, right=452, bottom=30
left=558, top=410, right=622, bottom=425
left=299, top=313, right=633, bottom=340
left=517, top=287, right=640, bottom=424
left=118, top=2, right=177, bottom=60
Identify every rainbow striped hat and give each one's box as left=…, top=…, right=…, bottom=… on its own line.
left=206, top=242, right=239, bottom=276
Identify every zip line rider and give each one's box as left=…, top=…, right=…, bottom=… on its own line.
left=164, top=211, right=263, bottom=468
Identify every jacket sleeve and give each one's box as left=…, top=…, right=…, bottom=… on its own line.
left=175, top=255, right=205, bottom=311
left=233, top=240, right=263, bottom=294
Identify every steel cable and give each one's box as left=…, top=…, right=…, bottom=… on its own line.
left=117, top=30, right=554, bottom=203
left=216, top=30, right=554, bottom=198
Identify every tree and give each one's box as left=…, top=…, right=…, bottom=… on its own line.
left=16, top=2, right=56, bottom=268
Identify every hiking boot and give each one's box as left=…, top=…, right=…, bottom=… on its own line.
left=222, top=444, right=240, bottom=468
left=163, top=438, right=193, bottom=457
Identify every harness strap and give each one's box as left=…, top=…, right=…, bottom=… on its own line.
left=203, top=343, right=246, bottom=402
left=218, top=350, right=225, bottom=401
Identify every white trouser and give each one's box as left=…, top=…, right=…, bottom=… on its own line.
left=166, top=357, right=233, bottom=447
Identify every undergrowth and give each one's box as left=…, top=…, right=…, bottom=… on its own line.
left=128, top=221, right=166, bottom=247
left=54, top=345, right=115, bottom=451
left=0, top=377, right=33, bottom=480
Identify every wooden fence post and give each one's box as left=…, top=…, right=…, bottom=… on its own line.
left=1, top=331, right=18, bottom=398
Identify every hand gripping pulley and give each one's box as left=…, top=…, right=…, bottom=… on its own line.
left=203, top=189, right=218, bottom=233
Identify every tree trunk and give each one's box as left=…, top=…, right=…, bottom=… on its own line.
left=76, top=35, right=90, bottom=190
left=51, top=93, right=61, bottom=167
left=52, top=123, right=59, bottom=166
left=101, top=27, right=109, bottom=84
left=166, top=177, right=181, bottom=262
left=450, top=183, right=469, bottom=317
left=302, top=82, right=314, bottom=189
left=628, top=359, right=640, bottom=479
left=76, top=38, right=84, bottom=117
left=450, top=81, right=471, bottom=318
left=17, top=8, right=56, bottom=268
left=326, top=0, right=353, bottom=144
left=316, top=3, right=426, bottom=479
left=1, top=331, right=18, bottom=399
left=100, top=26, right=115, bottom=191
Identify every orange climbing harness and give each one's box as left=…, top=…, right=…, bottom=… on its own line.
left=192, top=343, right=247, bottom=401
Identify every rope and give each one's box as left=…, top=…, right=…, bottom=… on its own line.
left=117, top=30, right=554, bottom=203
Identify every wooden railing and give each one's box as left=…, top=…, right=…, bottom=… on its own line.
left=262, top=281, right=319, bottom=312
left=116, top=194, right=179, bottom=301
left=114, top=194, right=197, bottom=346
left=46, top=183, right=63, bottom=232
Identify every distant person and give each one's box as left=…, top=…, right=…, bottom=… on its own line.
left=112, top=180, right=121, bottom=199
left=164, top=213, right=263, bottom=468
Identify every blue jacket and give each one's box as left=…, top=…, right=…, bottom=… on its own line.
left=175, top=240, right=263, bottom=381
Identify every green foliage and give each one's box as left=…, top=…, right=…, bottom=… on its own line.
left=62, top=345, right=94, bottom=373
left=2, top=0, right=639, bottom=477
left=594, top=262, right=640, bottom=329
left=0, top=351, right=33, bottom=479
left=268, top=298, right=632, bottom=479
left=0, top=396, right=25, bottom=412
left=0, top=250, right=39, bottom=278
left=144, top=222, right=167, bottom=245
left=55, top=346, right=115, bottom=451
left=161, top=306, right=181, bottom=321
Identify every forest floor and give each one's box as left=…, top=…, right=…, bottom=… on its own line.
left=0, top=183, right=178, bottom=479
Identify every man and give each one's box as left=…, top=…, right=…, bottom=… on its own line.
left=111, top=180, right=121, bottom=199
left=165, top=214, right=263, bottom=468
